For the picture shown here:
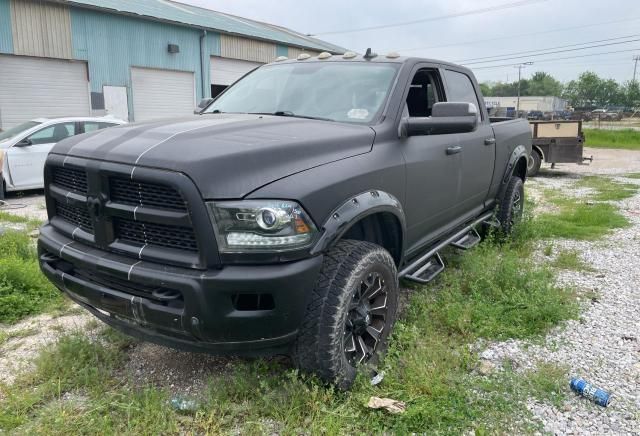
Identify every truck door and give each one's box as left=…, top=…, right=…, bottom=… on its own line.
left=400, top=67, right=463, bottom=252
left=442, top=69, right=495, bottom=214
left=6, top=122, right=76, bottom=188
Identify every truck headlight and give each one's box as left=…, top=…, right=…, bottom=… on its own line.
left=207, top=200, right=318, bottom=253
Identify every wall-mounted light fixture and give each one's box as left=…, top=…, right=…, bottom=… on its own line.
left=168, top=44, right=180, bottom=54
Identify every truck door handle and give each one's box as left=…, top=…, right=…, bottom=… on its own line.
left=484, top=138, right=496, bottom=145
left=446, top=145, right=462, bottom=155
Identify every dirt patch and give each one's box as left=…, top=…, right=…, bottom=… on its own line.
left=0, top=312, right=95, bottom=385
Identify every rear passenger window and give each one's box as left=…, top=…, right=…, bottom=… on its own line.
left=443, top=70, right=482, bottom=118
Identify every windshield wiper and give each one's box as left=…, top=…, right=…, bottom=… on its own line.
left=250, top=111, right=333, bottom=122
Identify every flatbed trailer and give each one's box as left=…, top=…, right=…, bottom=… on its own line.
left=527, top=120, right=592, bottom=176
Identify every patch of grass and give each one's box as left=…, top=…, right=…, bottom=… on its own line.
left=0, top=327, right=39, bottom=347
left=625, top=172, right=640, bottom=179
left=532, top=202, right=629, bottom=240
left=576, top=175, right=638, bottom=201
left=584, top=128, right=640, bottom=150
left=552, top=250, right=594, bottom=272
left=0, top=333, right=126, bottom=430
left=0, top=211, right=42, bottom=230
left=427, top=239, right=578, bottom=340
left=0, top=231, right=63, bottom=324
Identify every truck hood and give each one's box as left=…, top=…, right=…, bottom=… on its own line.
left=52, top=114, right=375, bottom=198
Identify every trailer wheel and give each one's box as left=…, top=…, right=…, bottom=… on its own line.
left=293, top=240, right=399, bottom=390
left=527, top=150, right=542, bottom=177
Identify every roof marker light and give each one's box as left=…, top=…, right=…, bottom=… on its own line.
left=342, top=51, right=357, bottom=59
left=317, top=51, right=332, bottom=59
left=275, top=56, right=288, bottom=62
left=297, top=53, right=311, bottom=60
left=386, top=52, right=400, bottom=59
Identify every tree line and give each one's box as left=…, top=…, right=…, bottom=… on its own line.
left=480, top=71, right=640, bottom=109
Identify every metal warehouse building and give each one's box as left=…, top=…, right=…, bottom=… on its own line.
left=484, top=96, right=568, bottom=112
left=0, top=0, right=346, bottom=129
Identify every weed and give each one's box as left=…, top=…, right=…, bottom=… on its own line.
left=0, top=211, right=43, bottom=230
left=0, top=327, right=39, bottom=347
left=0, top=231, right=63, bottom=323
left=553, top=250, right=594, bottom=271
left=543, top=244, right=553, bottom=256
left=625, top=173, right=640, bottom=179
left=576, top=176, right=638, bottom=201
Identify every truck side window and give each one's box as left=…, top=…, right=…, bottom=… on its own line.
left=443, top=70, right=482, bottom=119
left=406, top=69, right=441, bottom=117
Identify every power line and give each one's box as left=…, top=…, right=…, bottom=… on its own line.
left=460, top=38, right=640, bottom=65
left=457, top=34, right=640, bottom=63
left=309, top=0, right=548, bottom=36
left=378, top=16, right=640, bottom=53
left=470, top=47, right=640, bottom=70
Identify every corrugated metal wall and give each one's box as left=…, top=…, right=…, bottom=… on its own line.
left=220, top=34, right=277, bottom=63
left=70, top=7, right=206, bottom=119
left=0, top=0, right=13, bottom=53
left=10, top=0, right=72, bottom=59
left=287, top=46, right=320, bottom=59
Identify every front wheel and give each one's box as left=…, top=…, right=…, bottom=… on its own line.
left=497, top=176, right=524, bottom=234
left=294, top=240, right=399, bottom=390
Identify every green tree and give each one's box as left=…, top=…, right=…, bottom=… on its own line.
left=527, top=72, right=563, bottom=96
left=621, top=80, right=640, bottom=109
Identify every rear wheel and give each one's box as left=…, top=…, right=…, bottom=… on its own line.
left=527, top=149, right=542, bottom=177
left=497, top=176, right=524, bottom=234
left=294, top=240, right=399, bottom=389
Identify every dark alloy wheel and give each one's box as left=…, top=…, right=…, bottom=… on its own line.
left=294, top=240, right=399, bottom=390
left=344, top=271, right=389, bottom=366
left=497, top=176, right=525, bottom=234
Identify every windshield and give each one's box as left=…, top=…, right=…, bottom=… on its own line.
left=0, top=121, right=41, bottom=145
left=205, top=62, right=400, bottom=124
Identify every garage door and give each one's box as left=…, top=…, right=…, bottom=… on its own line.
left=0, top=55, right=90, bottom=130
left=210, top=57, right=262, bottom=86
left=131, top=67, right=195, bottom=122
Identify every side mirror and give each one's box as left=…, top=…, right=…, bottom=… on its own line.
left=401, top=102, right=479, bottom=137
left=195, top=98, right=214, bottom=114
left=14, top=138, right=32, bottom=147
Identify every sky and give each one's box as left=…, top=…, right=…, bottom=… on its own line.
left=176, top=0, right=640, bottom=85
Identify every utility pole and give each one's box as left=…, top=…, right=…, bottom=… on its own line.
left=514, top=62, right=533, bottom=116
left=634, top=55, right=640, bottom=83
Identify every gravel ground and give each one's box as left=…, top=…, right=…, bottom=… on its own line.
left=479, top=154, right=640, bottom=435
left=1, top=148, right=639, bottom=432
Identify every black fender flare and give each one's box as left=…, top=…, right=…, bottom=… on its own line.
left=498, top=144, right=529, bottom=200
left=310, top=190, right=406, bottom=258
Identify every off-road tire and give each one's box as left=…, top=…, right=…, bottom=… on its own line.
left=293, top=240, right=399, bottom=390
left=498, top=176, right=524, bottom=234
left=526, top=149, right=542, bottom=177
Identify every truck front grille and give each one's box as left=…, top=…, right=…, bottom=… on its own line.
left=115, top=218, right=198, bottom=252
left=52, top=167, right=88, bottom=194
left=45, top=160, right=210, bottom=268
left=55, top=202, right=93, bottom=234
left=110, top=177, right=186, bottom=211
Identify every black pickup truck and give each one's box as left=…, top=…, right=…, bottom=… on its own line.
left=38, top=53, right=531, bottom=388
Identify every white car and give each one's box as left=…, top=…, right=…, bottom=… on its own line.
left=0, top=116, right=126, bottom=199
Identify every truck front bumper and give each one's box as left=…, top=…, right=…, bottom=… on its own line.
left=38, top=224, right=323, bottom=355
